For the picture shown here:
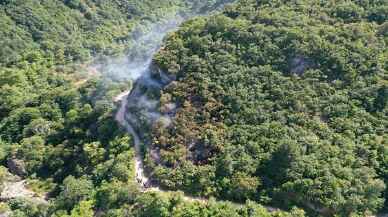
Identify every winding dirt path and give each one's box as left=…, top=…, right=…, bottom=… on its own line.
left=114, top=91, right=210, bottom=203
left=114, top=91, right=149, bottom=188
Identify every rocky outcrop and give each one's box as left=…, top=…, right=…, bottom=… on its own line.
left=6, top=159, right=26, bottom=177
left=1, top=180, right=33, bottom=201
left=0, top=179, right=48, bottom=204
left=0, top=211, right=11, bottom=217
left=0, top=169, right=47, bottom=204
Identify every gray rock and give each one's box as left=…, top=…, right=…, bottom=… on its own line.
left=7, top=159, right=27, bottom=177
left=0, top=179, right=48, bottom=204
left=0, top=211, right=11, bottom=217
left=290, top=55, right=314, bottom=75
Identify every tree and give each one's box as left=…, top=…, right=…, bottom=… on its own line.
left=95, top=180, right=139, bottom=210
left=68, top=200, right=94, bottom=217
left=15, top=136, right=46, bottom=174
left=83, top=142, right=105, bottom=166
left=55, top=176, right=94, bottom=211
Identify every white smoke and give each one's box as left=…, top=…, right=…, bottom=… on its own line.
left=92, top=16, right=185, bottom=82
left=112, top=0, right=235, bottom=188
left=103, top=1, right=235, bottom=136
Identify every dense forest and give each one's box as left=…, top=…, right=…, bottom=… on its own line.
left=0, top=0, right=300, bottom=216
left=0, top=0, right=386, bottom=216
left=151, top=0, right=388, bottom=216
left=0, top=0, right=236, bottom=67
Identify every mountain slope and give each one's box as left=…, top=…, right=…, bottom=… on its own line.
left=0, top=1, right=303, bottom=216
left=151, top=0, right=388, bottom=215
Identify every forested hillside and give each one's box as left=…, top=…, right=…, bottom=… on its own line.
left=0, top=0, right=387, bottom=216
left=0, top=0, right=301, bottom=216
left=0, top=0, right=235, bottom=67
left=151, top=0, right=388, bottom=216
